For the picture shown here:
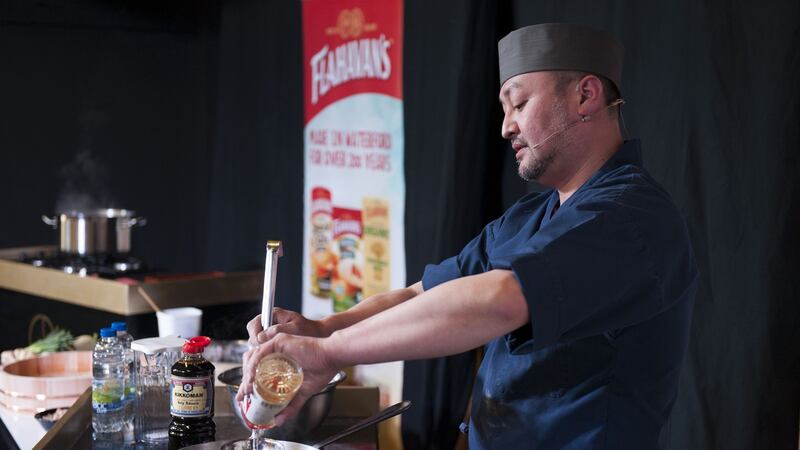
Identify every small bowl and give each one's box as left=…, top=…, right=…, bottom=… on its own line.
left=34, top=407, right=69, bottom=430
left=217, top=367, right=346, bottom=441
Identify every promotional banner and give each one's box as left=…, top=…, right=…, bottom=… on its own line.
left=301, top=1, right=405, bottom=444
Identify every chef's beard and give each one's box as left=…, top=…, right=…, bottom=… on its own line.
left=518, top=149, right=555, bottom=181
left=517, top=97, right=570, bottom=182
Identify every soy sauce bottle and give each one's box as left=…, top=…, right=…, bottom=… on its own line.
left=168, top=336, right=215, bottom=449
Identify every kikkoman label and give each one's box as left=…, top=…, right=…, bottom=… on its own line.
left=170, top=375, right=212, bottom=417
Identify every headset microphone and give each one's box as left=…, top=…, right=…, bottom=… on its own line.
left=529, top=98, right=625, bottom=150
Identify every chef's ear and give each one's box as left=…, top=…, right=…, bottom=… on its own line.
left=575, top=75, right=603, bottom=111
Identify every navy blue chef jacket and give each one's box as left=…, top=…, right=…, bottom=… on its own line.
left=422, top=140, right=698, bottom=449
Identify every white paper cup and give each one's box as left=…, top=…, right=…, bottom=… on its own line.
left=156, top=307, right=202, bottom=338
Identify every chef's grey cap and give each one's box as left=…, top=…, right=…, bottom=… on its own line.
left=498, top=23, right=624, bottom=91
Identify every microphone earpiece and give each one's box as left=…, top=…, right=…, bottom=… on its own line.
left=581, top=98, right=625, bottom=122
left=529, top=98, right=626, bottom=149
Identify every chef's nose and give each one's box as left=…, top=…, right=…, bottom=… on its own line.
left=501, top=112, right=518, bottom=140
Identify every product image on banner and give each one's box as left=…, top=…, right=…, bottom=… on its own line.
left=331, top=207, right=363, bottom=312
left=362, top=197, right=390, bottom=298
left=310, top=186, right=334, bottom=298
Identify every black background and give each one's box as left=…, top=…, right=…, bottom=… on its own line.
left=1, top=1, right=798, bottom=449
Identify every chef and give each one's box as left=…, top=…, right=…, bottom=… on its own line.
left=240, top=23, right=698, bottom=449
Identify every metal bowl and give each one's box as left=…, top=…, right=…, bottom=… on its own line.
left=217, top=366, right=346, bottom=441
left=205, top=339, right=250, bottom=363
left=34, top=407, right=69, bottom=431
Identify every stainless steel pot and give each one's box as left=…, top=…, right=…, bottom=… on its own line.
left=182, top=400, right=411, bottom=450
left=41, top=208, right=147, bottom=255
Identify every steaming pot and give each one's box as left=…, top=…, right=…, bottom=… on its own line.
left=41, top=208, right=146, bottom=256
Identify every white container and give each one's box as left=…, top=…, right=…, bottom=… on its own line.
left=156, top=307, right=202, bottom=338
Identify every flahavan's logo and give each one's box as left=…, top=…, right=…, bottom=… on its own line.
left=334, top=219, right=362, bottom=237
left=310, top=8, right=392, bottom=105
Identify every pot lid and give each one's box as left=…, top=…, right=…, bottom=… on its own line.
left=56, top=208, right=136, bottom=218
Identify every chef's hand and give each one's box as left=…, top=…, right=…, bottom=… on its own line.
left=236, top=333, right=338, bottom=426
left=246, top=307, right=330, bottom=346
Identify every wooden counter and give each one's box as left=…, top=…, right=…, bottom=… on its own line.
left=0, top=247, right=262, bottom=316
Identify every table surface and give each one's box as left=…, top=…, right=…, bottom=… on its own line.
left=0, top=362, right=241, bottom=450
left=0, top=371, right=379, bottom=450
left=0, top=405, right=45, bottom=449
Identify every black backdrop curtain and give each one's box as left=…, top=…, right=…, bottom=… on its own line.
left=207, top=1, right=800, bottom=448
left=498, top=2, right=800, bottom=449
left=401, top=2, right=508, bottom=448
left=1, top=0, right=798, bottom=448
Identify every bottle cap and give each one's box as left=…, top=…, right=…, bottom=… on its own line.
left=99, top=328, right=116, bottom=338
left=182, top=336, right=212, bottom=354
left=110, top=322, right=128, bottom=331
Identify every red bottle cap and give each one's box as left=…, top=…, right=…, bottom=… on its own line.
left=182, top=336, right=212, bottom=354
left=311, top=186, right=331, bottom=201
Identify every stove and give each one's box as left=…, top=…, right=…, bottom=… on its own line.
left=19, top=251, right=146, bottom=278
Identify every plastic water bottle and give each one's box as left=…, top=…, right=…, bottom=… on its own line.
left=111, top=321, right=134, bottom=349
left=92, top=328, right=126, bottom=434
left=111, top=322, right=135, bottom=426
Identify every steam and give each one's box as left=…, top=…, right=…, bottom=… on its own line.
left=55, top=149, right=114, bottom=213
left=206, top=303, right=259, bottom=342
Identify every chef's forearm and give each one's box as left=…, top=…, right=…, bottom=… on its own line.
left=320, top=281, right=423, bottom=335
left=322, top=270, right=529, bottom=366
